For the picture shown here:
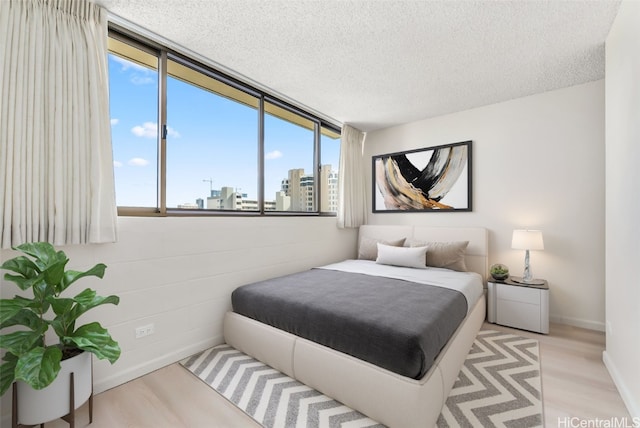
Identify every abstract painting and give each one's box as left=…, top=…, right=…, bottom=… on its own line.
left=373, top=141, right=472, bottom=212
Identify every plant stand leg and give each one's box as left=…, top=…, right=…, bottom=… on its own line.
left=60, top=373, right=75, bottom=428
left=12, top=382, right=17, bottom=428
left=11, top=383, right=45, bottom=428
left=89, top=361, right=94, bottom=423
left=89, top=388, right=93, bottom=423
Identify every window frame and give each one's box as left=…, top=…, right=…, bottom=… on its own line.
left=108, top=25, right=341, bottom=217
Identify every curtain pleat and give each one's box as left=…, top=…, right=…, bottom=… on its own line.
left=0, top=0, right=117, bottom=248
left=337, top=124, right=367, bottom=229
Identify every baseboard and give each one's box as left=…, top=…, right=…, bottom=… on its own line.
left=603, top=351, right=639, bottom=419
left=549, top=314, right=605, bottom=332
left=93, top=335, right=222, bottom=394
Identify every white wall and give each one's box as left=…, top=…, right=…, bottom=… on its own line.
left=365, top=80, right=605, bottom=331
left=603, top=0, right=640, bottom=418
left=0, top=216, right=357, bottom=424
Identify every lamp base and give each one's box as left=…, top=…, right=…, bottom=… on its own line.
left=510, top=276, right=546, bottom=286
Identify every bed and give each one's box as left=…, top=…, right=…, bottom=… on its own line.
left=223, top=225, right=488, bottom=427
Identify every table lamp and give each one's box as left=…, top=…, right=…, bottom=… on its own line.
left=511, top=229, right=544, bottom=285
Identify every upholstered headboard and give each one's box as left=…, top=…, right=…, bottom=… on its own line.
left=358, top=225, right=489, bottom=282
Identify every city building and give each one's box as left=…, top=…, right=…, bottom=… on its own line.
left=280, top=166, right=338, bottom=212
left=206, top=187, right=244, bottom=210
left=200, top=166, right=338, bottom=212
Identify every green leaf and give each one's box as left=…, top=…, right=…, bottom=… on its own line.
left=49, top=297, right=74, bottom=317
left=49, top=296, right=78, bottom=338
left=0, top=330, right=46, bottom=355
left=0, top=256, right=40, bottom=278
left=49, top=290, right=119, bottom=338
left=50, top=314, right=75, bottom=340
left=67, top=322, right=121, bottom=364
left=14, top=346, right=62, bottom=390
left=0, top=308, right=44, bottom=331
left=63, top=289, right=119, bottom=327
left=60, top=264, right=107, bottom=293
left=0, top=353, right=18, bottom=396
left=74, top=288, right=118, bottom=313
left=2, top=272, right=44, bottom=291
left=0, top=298, right=32, bottom=325
left=14, top=243, right=63, bottom=270
left=31, top=281, right=52, bottom=315
left=43, top=260, right=68, bottom=292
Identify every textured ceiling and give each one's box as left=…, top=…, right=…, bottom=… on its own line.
left=96, top=0, right=621, bottom=132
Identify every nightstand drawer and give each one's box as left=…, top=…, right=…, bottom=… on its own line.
left=497, top=301, right=542, bottom=333
left=496, top=283, right=540, bottom=305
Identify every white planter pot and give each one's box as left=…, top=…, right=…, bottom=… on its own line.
left=16, top=351, right=92, bottom=425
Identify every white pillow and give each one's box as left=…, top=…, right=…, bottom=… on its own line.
left=375, top=243, right=428, bottom=269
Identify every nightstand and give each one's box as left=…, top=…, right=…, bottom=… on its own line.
left=487, top=278, right=549, bottom=334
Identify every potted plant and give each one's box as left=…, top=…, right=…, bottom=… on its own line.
left=490, top=263, right=510, bottom=280
left=0, top=242, right=120, bottom=425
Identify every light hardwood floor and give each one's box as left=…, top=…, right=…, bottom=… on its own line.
left=487, top=322, right=630, bottom=426
left=42, top=323, right=629, bottom=428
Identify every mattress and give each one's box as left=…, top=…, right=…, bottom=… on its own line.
left=231, top=260, right=483, bottom=379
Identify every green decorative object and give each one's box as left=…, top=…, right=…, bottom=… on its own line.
left=490, top=263, right=509, bottom=280
left=0, top=242, right=120, bottom=396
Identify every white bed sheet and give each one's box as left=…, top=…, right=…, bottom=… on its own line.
left=318, top=259, right=484, bottom=315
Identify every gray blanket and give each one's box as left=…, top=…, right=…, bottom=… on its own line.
left=231, top=268, right=468, bottom=379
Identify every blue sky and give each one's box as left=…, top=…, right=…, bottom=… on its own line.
left=108, top=54, right=339, bottom=208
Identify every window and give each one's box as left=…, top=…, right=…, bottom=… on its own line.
left=108, top=37, right=158, bottom=208
left=108, top=29, right=340, bottom=215
left=166, top=59, right=260, bottom=211
left=264, top=102, right=315, bottom=212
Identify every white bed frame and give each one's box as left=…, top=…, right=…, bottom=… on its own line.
left=224, top=225, right=488, bottom=428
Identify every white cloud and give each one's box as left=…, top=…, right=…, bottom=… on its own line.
left=111, top=56, right=155, bottom=85
left=128, top=158, right=149, bottom=167
left=130, top=75, right=155, bottom=85
left=265, top=150, right=283, bottom=160
left=166, top=126, right=180, bottom=138
left=131, top=122, right=180, bottom=138
left=111, top=55, right=147, bottom=72
left=131, top=122, right=156, bottom=138
left=110, top=118, right=119, bottom=126
left=113, top=160, right=123, bottom=168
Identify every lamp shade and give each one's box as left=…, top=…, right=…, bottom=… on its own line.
left=511, top=229, right=544, bottom=250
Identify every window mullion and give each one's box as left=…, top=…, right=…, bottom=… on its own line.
left=158, top=50, right=168, bottom=215
left=314, top=121, right=320, bottom=213
left=258, top=96, right=265, bottom=214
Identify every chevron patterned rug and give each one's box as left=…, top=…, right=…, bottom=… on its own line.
left=180, top=330, right=542, bottom=428
left=437, top=330, right=543, bottom=427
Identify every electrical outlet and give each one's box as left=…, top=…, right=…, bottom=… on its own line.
left=135, top=323, right=155, bottom=339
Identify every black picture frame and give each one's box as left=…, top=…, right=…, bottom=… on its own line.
left=372, top=140, right=472, bottom=213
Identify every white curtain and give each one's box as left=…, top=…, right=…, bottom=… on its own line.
left=0, top=0, right=117, bottom=248
left=337, top=124, right=367, bottom=229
